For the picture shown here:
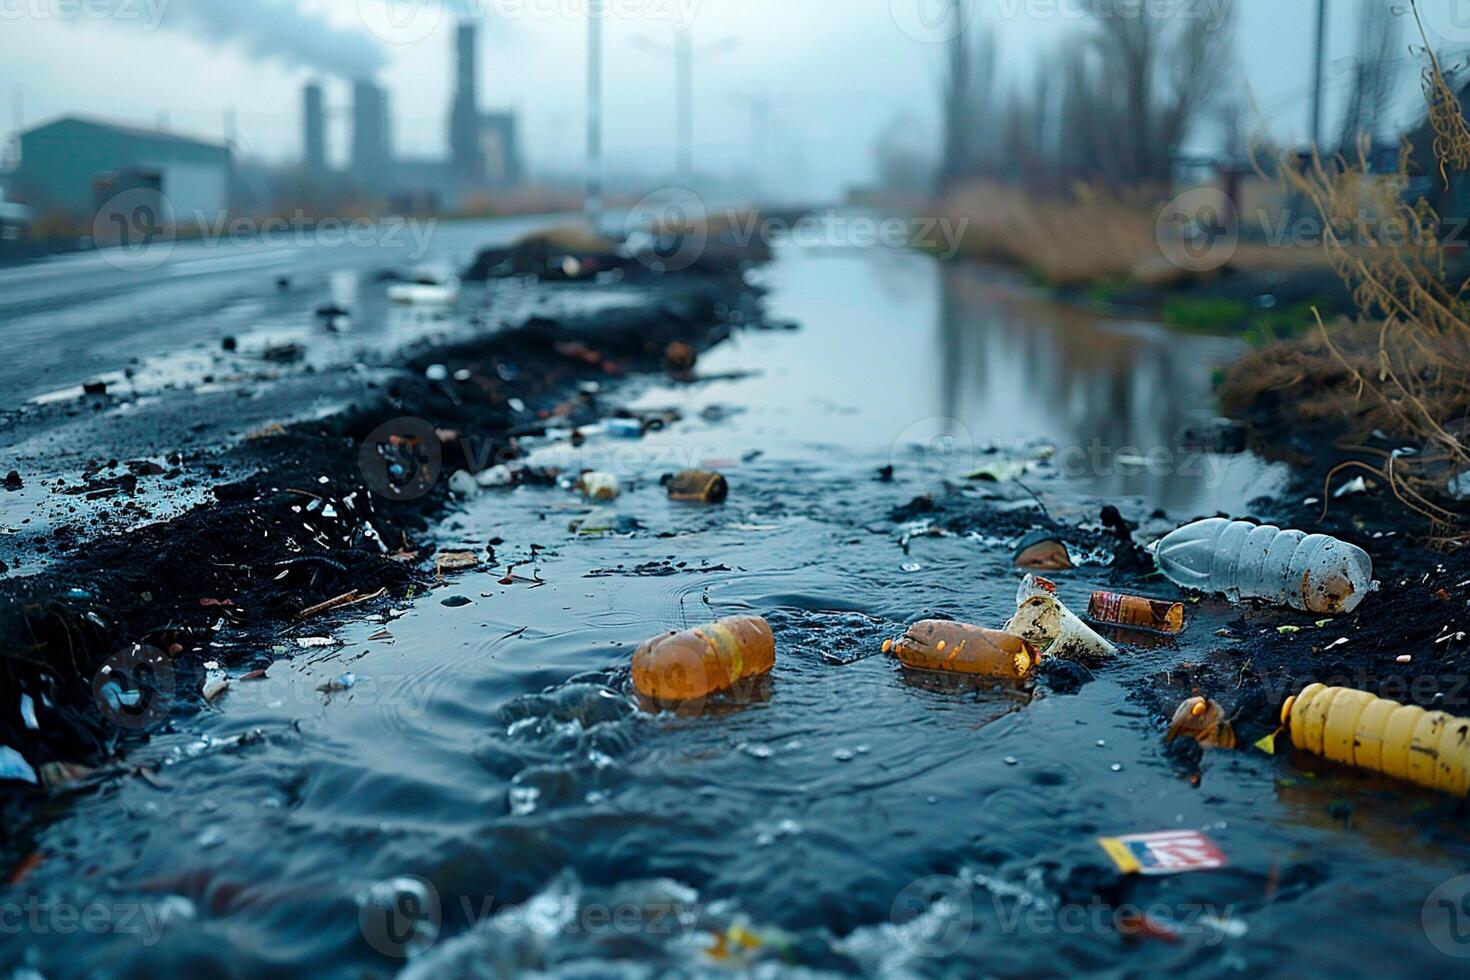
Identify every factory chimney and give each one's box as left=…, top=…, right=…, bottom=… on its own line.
left=302, top=81, right=326, bottom=181
left=449, top=21, right=485, bottom=187
left=351, top=79, right=391, bottom=195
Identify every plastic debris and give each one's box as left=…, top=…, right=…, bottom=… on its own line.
left=1013, top=531, right=1073, bottom=571
left=577, top=471, right=621, bottom=501
left=0, top=746, right=37, bottom=785
left=448, top=470, right=480, bottom=497
left=1005, top=592, right=1117, bottom=661
left=1097, top=829, right=1227, bottom=875
left=19, top=693, right=38, bottom=731
left=317, top=672, right=357, bottom=694
left=632, top=616, right=775, bottom=701
left=39, top=761, right=93, bottom=790
left=1087, top=592, right=1185, bottom=634
left=1015, top=573, right=1058, bottom=604
left=1282, top=683, right=1470, bottom=795
left=964, top=459, right=1034, bottom=482
left=389, top=280, right=460, bottom=305
left=436, top=552, right=480, bottom=574
left=605, top=417, right=643, bottom=439
left=475, top=464, right=515, bottom=488
left=666, top=470, right=728, bottom=503
left=1154, top=518, right=1375, bottom=614
left=885, top=621, right=1036, bottom=680
left=1166, top=696, right=1236, bottom=748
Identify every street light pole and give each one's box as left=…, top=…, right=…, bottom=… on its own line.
left=1311, top=0, right=1328, bottom=149
left=632, top=31, right=738, bottom=186
left=675, top=26, right=693, bottom=182
left=586, top=0, right=604, bottom=228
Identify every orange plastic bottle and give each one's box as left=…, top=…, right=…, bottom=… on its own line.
left=886, top=621, right=1036, bottom=680
left=1166, top=696, right=1236, bottom=748
left=1088, top=592, right=1186, bottom=634
left=632, top=616, right=774, bottom=700
left=666, top=470, right=729, bottom=503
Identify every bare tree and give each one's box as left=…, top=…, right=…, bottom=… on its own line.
left=1084, top=0, right=1238, bottom=187
left=1336, top=0, right=1402, bottom=157
left=937, top=5, right=997, bottom=191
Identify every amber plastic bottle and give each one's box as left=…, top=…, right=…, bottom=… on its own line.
left=666, top=470, right=729, bottom=503
left=1087, top=592, right=1185, bottom=634
left=1284, top=683, right=1470, bottom=796
left=1166, top=696, right=1236, bottom=748
left=632, top=616, right=774, bottom=700
left=886, top=620, right=1036, bottom=680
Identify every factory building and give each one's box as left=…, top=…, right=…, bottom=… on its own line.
left=449, top=22, right=522, bottom=191
left=294, top=21, right=521, bottom=210
left=449, top=22, right=486, bottom=186
left=477, top=110, right=523, bottom=188
left=351, top=80, right=392, bottom=196
left=10, top=116, right=232, bottom=222
left=303, top=82, right=327, bottom=183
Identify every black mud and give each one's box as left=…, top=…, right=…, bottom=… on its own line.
left=0, top=263, right=761, bottom=830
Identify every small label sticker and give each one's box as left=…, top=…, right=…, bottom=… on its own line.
left=1097, top=830, right=1227, bottom=876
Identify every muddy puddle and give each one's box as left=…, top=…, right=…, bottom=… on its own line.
left=6, top=239, right=1468, bottom=978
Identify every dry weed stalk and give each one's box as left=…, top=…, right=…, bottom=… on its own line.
left=1259, top=2, right=1470, bottom=539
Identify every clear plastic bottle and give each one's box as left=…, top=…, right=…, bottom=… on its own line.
left=1154, top=518, right=1374, bottom=614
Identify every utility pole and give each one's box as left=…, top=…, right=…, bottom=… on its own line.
left=585, top=0, right=604, bottom=229
left=632, top=30, right=738, bottom=185
left=748, top=96, right=769, bottom=185
left=938, top=0, right=971, bottom=193
left=1311, top=0, right=1328, bottom=149
left=675, top=27, right=693, bottom=182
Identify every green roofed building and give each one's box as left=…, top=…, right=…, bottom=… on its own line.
left=10, top=115, right=233, bottom=224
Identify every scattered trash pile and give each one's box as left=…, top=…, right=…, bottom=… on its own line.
left=0, top=266, right=759, bottom=809
left=626, top=481, right=1464, bottom=804
left=462, top=214, right=782, bottom=285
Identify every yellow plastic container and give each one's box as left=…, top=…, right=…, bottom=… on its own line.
left=886, top=621, right=1036, bottom=680
left=1283, top=683, right=1470, bottom=796
left=632, top=616, right=774, bottom=701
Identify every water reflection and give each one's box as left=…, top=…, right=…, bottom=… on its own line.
left=930, top=260, right=1282, bottom=513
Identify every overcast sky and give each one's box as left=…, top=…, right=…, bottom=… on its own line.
left=0, top=0, right=1446, bottom=199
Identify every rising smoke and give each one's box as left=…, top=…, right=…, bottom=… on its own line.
left=150, top=0, right=388, bottom=78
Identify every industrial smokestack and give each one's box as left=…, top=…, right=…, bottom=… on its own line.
left=449, top=21, right=484, bottom=186
left=303, top=82, right=326, bottom=180
left=352, top=80, right=391, bottom=196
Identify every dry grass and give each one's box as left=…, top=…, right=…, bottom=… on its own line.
left=936, top=181, right=1185, bottom=288
left=511, top=224, right=614, bottom=253
left=1223, top=2, right=1470, bottom=537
